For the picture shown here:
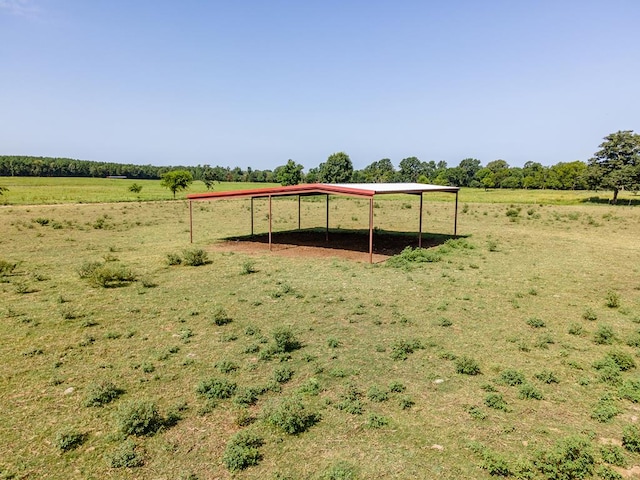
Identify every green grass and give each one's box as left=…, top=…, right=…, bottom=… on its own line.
left=0, top=183, right=639, bottom=478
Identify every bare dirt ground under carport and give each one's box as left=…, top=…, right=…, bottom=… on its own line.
left=207, top=229, right=455, bottom=263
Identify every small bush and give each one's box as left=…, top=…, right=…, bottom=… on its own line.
left=499, top=369, right=525, bottom=386
left=568, top=323, right=584, bottom=335
left=240, top=260, right=257, bottom=275
left=222, top=430, right=264, bottom=472
left=366, top=413, right=389, bottom=429
left=212, top=306, right=232, bottom=325
left=465, top=405, right=487, bottom=420
left=79, top=262, right=136, bottom=288
left=606, top=350, right=636, bottom=371
left=166, top=253, right=182, bottom=265
left=128, top=183, right=143, bottom=193
left=399, top=396, right=415, bottom=409
left=233, top=387, right=263, bottom=407
left=619, top=379, right=640, bottom=403
left=0, top=259, right=17, bottom=276
left=594, top=325, right=616, bottom=345
left=526, top=317, right=546, bottom=328
left=387, top=246, right=441, bottom=269
left=582, top=308, right=598, bottom=321
left=605, top=291, right=621, bottom=308
left=215, top=360, right=239, bottom=374
left=320, top=461, right=357, bottom=480
left=298, top=378, right=321, bottom=396
left=455, top=356, right=481, bottom=375
left=84, top=380, right=123, bottom=407
left=327, top=337, right=341, bottom=348
left=484, top=393, right=508, bottom=411
left=591, top=398, right=620, bottom=422
left=597, top=465, right=624, bottom=480
left=337, top=385, right=364, bottom=415
left=271, top=326, right=301, bottom=353
left=106, top=439, right=144, bottom=468
left=263, top=396, right=319, bottom=434
left=196, top=378, right=237, bottom=400
left=367, top=385, right=389, bottom=402
left=518, top=383, right=543, bottom=400
left=533, top=436, right=595, bottom=480
left=389, top=381, right=406, bottom=393
left=182, top=248, right=209, bottom=266
left=436, top=317, right=453, bottom=327
left=534, top=370, right=559, bottom=384
left=390, top=339, right=423, bottom=361
left=600, top=445, right=627, bottom=467
left=116, top=400, right=164, bottom=436
left=622, top=425, right=640, bottom=452
left=54, top=428, right=86, bottom=452
left=273, top=365, right=294, bottom=383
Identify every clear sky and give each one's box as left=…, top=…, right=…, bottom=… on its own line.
left=1, top=0, right=639, bottom=171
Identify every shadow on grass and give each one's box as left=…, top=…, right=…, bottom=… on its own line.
left=581, top=195, right=640, bottom=206
left=224, top=228, right=468, bottom=257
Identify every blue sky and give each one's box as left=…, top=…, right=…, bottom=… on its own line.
left=1, top=0, right=639, bottom=171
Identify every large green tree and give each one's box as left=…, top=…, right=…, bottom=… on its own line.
left=275, top=159, right=304, bottom=186
left=160, top=170, right=193, bottom=199
left=318, top=152, right=353, bottom=183
left=588, top=130, right=640, bottom=203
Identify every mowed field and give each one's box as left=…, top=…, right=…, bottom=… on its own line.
left=1, top=180, right=639, bottom=479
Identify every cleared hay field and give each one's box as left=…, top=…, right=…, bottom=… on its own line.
left=0, top=192, right=639, bottom=479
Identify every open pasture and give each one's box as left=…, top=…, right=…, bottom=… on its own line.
left=0, top=193, right=639, bottom=479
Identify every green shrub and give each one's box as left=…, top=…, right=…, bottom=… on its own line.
left=526, top=317, right=546, bottom=328
left=481, top=450, right=513, bottom=476
left=298, top=377, right=321, bottom=396
left=390, top=339, right=423, bottom=361
left=233, top=386, right=264, bottom=407
left=222, top=430, right=264, bottom=472
left=568, top=323, right=584, bottom=335
left=594, top=325, right=615, bottom=345
left=591, top=398, right=620, bottom=422
left=596, top=465, right=624, bottom=480
left=116, top=400, right=164, bottom=436
left=320, top=461, right=357, bottom=480
left=271, top=326, right=301, bottom=353
left=327, top=337, right=341, bottom=348
left=619, top=378, right=640, bottom=403
left=0, top=259, right=17, bottom=276
left=106, top=439, right=144, bottom=468
left=215, top=360, right=239, bottom=374
left=367, top=385, right=389, bottom=402
left=533, top=436, right=595, bottom=480
left=79, top=262, right=136, bottom=288
left=182, top=248, right=209, bottom=266
left=366, top=413, right=389, bottom=429
left=212, top=306, right=232, bottom=325
left=465, top=405, right=487, bottom=420
left=499, top=369, right=525, bottom=386
left=534, top=370, right=559, bottom=384
left=389, top=381, right=406, bottom=393
left=605, top=291, right=621, bottom=308
left=436, top=317, right=453, bottom=327
left=273, top=365, right=294, bottom=383
left=386, top=246, right=442, bottom=269
left=606, top=350, right=636, bottom=371
left=166, top=252, right=182, bottom=265
left=600, top=444, right=627, bottom=467
left=399, top=396, right=415, bottom=410
left=337, top=385, right=364, bottom=415
left=128, top=183, right=142, bottom=193
left=240, top=260, right=257, bottom=275
left=518, top=383, right=543, bottom=400
left=622, top=425, right=640, bottom=452
left=263, top=396, right=319, bottom=434
left=582, top=308, right=598, bottom=321
left=484, top=393, right=508, bottom=411
left=196, top=378, right=237, bottom=400
left=84, top=380, right=123, bottom=407
left=455, top=356, right=481, bottom=375
left=54, top=428, right=86, bottom=452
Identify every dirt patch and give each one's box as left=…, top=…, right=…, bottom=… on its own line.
left=208, top=230, right=452, bottom=263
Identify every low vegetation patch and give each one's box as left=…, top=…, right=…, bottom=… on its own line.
left=222, top=430, right=264, bottom=472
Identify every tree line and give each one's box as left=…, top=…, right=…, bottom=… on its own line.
left=1, top=130, right=638, bottom=199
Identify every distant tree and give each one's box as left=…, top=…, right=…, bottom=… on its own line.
left=362, top=158, right=395, bottom=183
left=275, top=159, right=304, bottom=186
left=549, top=161, right=588, bottom=190
left=398, top=157, right=423, bottom=182
left=442, top=167, right=466, bottom=186
left=587, top=130, right=640, bottom=203
left=458, top=158, right=482, bottom=187
left=128, top=183, right=143, bottom=193
left=522, top=161, right=547, bottom=189
left=318, top=152, right=353, bottom=183
left=305, top=167, right=319, bottom=183
left=161, top=170, right=193, bottom=199
left=201, top=165, right=224, bottom=189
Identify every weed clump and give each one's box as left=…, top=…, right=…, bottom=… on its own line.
left=222, top=430, right=264, bottom=472
left=518, top=384, right=543, bottom=400
left=619, top=379, right=640, bottom=403
left=106, top=439, right=144, bottom=468
left=386, top=247, right=441, bottom=269
left=54, top=428, right=86, bottom=452
left=390, top=339, right=423, bottom=361
left=263, top=396, right=319, bottom=435
left=0, top=259, right=17, bottom=276
left=594, top=325, right=616, bottom=345
left=591, top=396, right=620, bottom=423
left=367, top=385, right=389, bottom=402
left=240, top=260, right=257, bottom=275
left=271, top=326, right=301, bottom=354
left=499, top=369, right=525, bottom=386
left=215, top=360, right=239, bottom=374
left=601, top=445, right=627, bottom=467
left=84, top=380, right=123, bottom=407
left=455, top=356, right=481, bottom=375
left=336, top=384, right=364, bottom=415
left=196, top=378, right=237, bottom=400
left=366, top=413, right=389, bottom=428
left=78, top=261, right=136, bottom=288
left=115, top=400, right=164, bottom=436
left=273, top=365, right=294, bottom=383
left=533, top=436, right=595, bottom=480
left=182, top=248, right=209, bottom=266
left=484, top=393, right=508, bottom=411
left=212, top=306, right=232, bottom=325
left=526, top=317, right=546, bottom=328
left=605, top=291, right=621, bottom=308
left=623, top=425, right=640, bottom=452
left=320, top=461, right=357, bottom=480
left=534, top=370, right=559, bottom=384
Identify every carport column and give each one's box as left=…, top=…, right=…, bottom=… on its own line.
left=298, top=195, right=301, bottom=230
left=454, top=190, right=459, bottom=237
left=250, top=197, right=254, bottom=236
left=369, top=197, right=374, bottom=264
left=418, top=193, right=423, bottom=248
left=325, top=194, right=329, bottom=242
left=189, top=200, right=193, bottom=243
left=268, top=195, right=272, bottom=251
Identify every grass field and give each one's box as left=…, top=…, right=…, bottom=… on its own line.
left=1, top=183, right=639, bottom=479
